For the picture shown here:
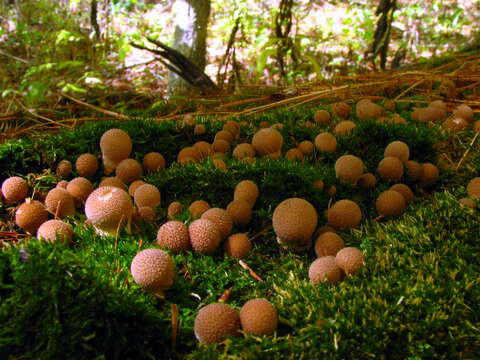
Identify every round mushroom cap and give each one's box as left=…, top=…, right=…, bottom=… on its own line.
left=226, top=200, right=253, bottom=227
left=312, top=179, right=324, bottom=191
left=418, top=163, right=439, bottom=188
left=213, top=139, right=231, bottom=153
left=272, top=198, right=318, bottom=250
left=405, top=160, right=422, bottom=183
left=384, top=99, right=396, bottom=111
left=308, top=256, right=344, bottom=284
left=356, top=99, right=385, bottom=121
left=327, top=199, right=362, bottom=230
left=240, top=298, right=278, bottom=335
left=384, top=141, right=410, bottom=163
left=134, top=183, right=161, bottom=209
left=334, top=155, right=364, bottom=184
left=183, top=113, right=195, bottom=126
left=332, top=101, right=351, bottom=119
left=459, top=197, right=476, bottom=208
left=443, top=117, right=469, bottom=131
left=251, top=128, right=283, bottom=155
left=130, top=248, right=174, bottom=292
left=376, top=190, right=406, bottom=217
left=315, top=132, right=337, bottom=153
left=234, top=180, right=259, bottom=206
left=189, top=200, right=211, bottom=218
left=429, top=100, right=447, bottom=112
left=115, top=158, right=143, bottom=185
left=214, top=130, right=235, bottom=144
left=177, top=147, right=201, bottom=162
left=66, top=177, right=94, bottom=204
left=297, top=140, right=314, bottom=155
left=232, top=143, right=256, bottom=159
left=194, top=303, right=241, bottom=344
left=467, top=177, right=480, bottom=199
left=224, top=233, right=252, bottom=259
left=56, top=160, right=72, bottom=177
left=167, top=201, right=183, bottom=219
left=358, top=173, right=377, bottom=189
left=201, top=208, right=233, bottom=240
left=212, top=158, right=227, bottom=171
left=313, top=109, right=331, bottom=125
left=100, top=128, right=132, bottom=163
left=98, top=177, right=126, bottom=190
left=377, top=156, right=404, bottom=182
left=2, top=176, right=28, bottom=203
left=15, top=200, right=49, bottom=234
left=193, top=124, right=206, bottom=136
left=193, top=141, right=214, bottom=159
left=137, top=206, right=156, bottom=223
left=223, top=120, right=241, bottom=138
left=413, top=107, right=442, bottom=122
left=128, top=180, right=146, bottom=197
left=188, top=218, right=222, bottom=254
left=285, top=148, right=304, bottom=161
left=390, top=183, right=414, bottom=205
left=334, top=120, right=356, bottom=135
left=474, top=120, right=480, bottom=132
left=335, top=247, right=364, bottom=275
left=84, top=186, right=133, bottom=236
left=453, top=104, right=474, bottom=122
left=56, top=180, right=69, bottom=189
left=314, top=232, right=344, bottom=257
left=44, top=188, right=76, bottom=218
left=157, top=220, right=190, bottom=252
left=142, top=152, right=165, bottom=172
left=75, top=153, right=98, bottom=177
left=37, top=219, right=73, bottom=243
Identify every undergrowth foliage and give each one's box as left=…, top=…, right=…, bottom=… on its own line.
left=0, top=106, right=478, bottom=359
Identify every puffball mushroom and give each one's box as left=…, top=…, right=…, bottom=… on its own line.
left=137, top=206, right=156, bottom=223
left=177, top=147, right=201, bottom=163
left=188, top=218, right=222, bottom=254
left=167, top=201, right=183, bottom=219
left=459, top=197, right=476, bottom=208
left=115, top=158, right=143, bottom=185
left=272, top=198, right=318, bottom=252
left=201, top=208, right=233, bottom=240
left=84, top=186, right=133, bottom=236
left=223, top=120, right=241, bottom=139
left=308, top=256, right=344, bottom=284
left=44, top=188, right=76, bottom=218
left=297, top=140, right=314, bottom=155
left=56, top=160, right=72, bottom=177
left=376, top=190, right=406, bottom=217
left=234, top=180, right=259, bottom=207
left=194, top=303, right=241, bottom=344
left=390, top=183, right=414, bottom=205
left=358, top=173, right=377, bottom=189
left=213, top=139, right=231, bottom=153
left=384, top=141, right=410, bottom=163
left=285, top=148, right=304, bottom=161
left=15, top=199, right=49, bottom=234
left=332, top=101, right=351, bottom=119
left=315, top=132, right=337, bottom=153
left=239, top=298, right=278, bottom=336
left=313, top=109, right=331, bottom=125
left=66, top=177, right=94, bottom=205
left=75, top=153, right=98, bottom=177
left=233, top=143, right=256, bottom=159
left=128, top=180, right=145, bottom=196
left=215, top=130, right=235, bottom=144
left=130, top=248, right=174, bottom=293
left=334, top=120, right=356, bottom=135
left=142, top=152, right=165, bottom=172
left=99, top=128, right=132, bottom=174
left=226, top=200, right=253, bottom=227
left=133, top=183, right=161, bottom=209
left=418, top=163, right=439, bottom=188
left=224, top=233, right=252, bottom=259
left=335, top=247, right=364, bottom=275
left=194, top=124, right=206, bottom=136
left=327, top=199, right=362, bottom=230
left=98, top=177, right=126, bottom=190
left=251, top=128, right=283, bottom=156
left=1, top=176, right=28, bottom=203
left=453, top=104, right=474, bottom=123
left=467, top=177, right=480, bottom=199
left=189, top=200, right=211, bottom=218
left=156, top=220, right=190, bottom=253
left=334, top=154, right=364, bottom=184
left=405, top=160, right=422, bottom=183
left=314, top=232, right=344, bottom=257
left=443, top=117, right=469, bottom=131
left=37, top=219, right=73, bottom=243
left=193, top=141, right=213, bottom=159
left=355, top=99, right=385, bottom=121
left=377, top=156, right=404, bottom=182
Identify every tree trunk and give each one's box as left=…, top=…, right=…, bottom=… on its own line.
left=168, top=0, right=210, bottom=97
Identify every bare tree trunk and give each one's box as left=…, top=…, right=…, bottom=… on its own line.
left=168, top=0, right=210, bottom=97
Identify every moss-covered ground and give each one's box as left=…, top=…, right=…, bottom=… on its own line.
left=0, top=104, right=479, bottom=359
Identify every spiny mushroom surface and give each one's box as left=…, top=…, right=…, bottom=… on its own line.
left=37, top=219, right=73, bottom=243
left=130, top=248, right=174, bottom=293
left=157, top=220, right=190, bottom=253
left=226, top=200, right=253, bottom=227
left=239, top=298, right=278, bottom=336
left=66, top=177, right=94, bottom=205
left=335, top=247, right=364, bottom=275
left=167, top=201, right=183, bottom=219
left=56, top=160, right=72, bottom=177
left=44, top=188, right=76, bottom=218
left=1, top=176, right=29, bottom=203
left=98, top=177, right=126, bottom=190
left=134, top=183, right=161, bottom=209
left=99, top=128, right=132, bottom=174
left=84, top=186, right=133, bottom=236
left=272, top=198, right=318, bottom=252
left=75, top=153, right=98, bottom=177
left=201, top=208, right=233, bottom=240
left=15, top=200, right=49, bottom=234
left=115, top=158, right=143, bottom=185
left=194, top=303, right=241, bottom=344
left=188, top=218, right=222, bottom=254
left=189, top=200, right=211, bottom=218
